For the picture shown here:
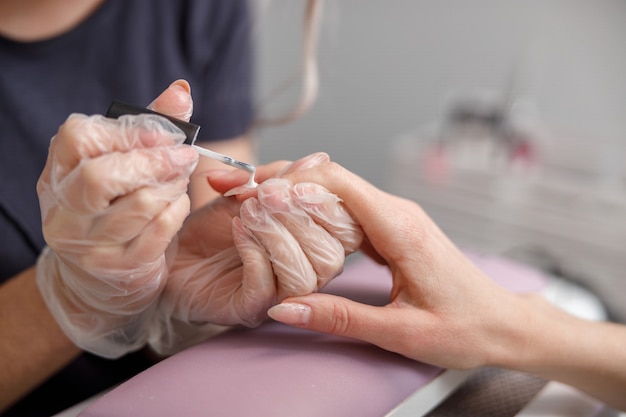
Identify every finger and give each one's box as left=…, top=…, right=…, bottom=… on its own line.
left=40, top=81, right=193, bottom=189
left=267, top=293, right=414, bottom=355
left=125, top=192, right=191, bottom=263
left=206, top=152, right=330, bottom=198
left=68, top=191, right=190, bottom=273
left=55, top=146, right=196, bottom=213
left=42, top=113, right=189, bottom=186
left=254, top=160, right=293, bottom=182
left=231, top=217, right=277, bottom=326
left=276, top=152, right=330, bottom=176
left=239, top=198, right=318, bottom=297
left=215, top=153, right=329, bottom=197
left=87, top=178, right=191, bottom=242
left=256, top=179, right=345, bottom=288
left=206, top=160, right=292, bottom=196
left=43, top=178, right=190, bottom=251
left=292, top=182, right=364, bottom=254
left=148, top=79, right=194, bottom=122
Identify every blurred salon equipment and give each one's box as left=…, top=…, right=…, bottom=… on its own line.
left=389, top=92, right=625, bottom=324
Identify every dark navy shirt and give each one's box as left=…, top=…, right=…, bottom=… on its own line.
left=0, top=0, right=253, bottom=415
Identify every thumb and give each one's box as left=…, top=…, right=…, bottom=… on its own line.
left=148, top=79, right=194, bottom=121
left=267, top=293, right=396, bottom=346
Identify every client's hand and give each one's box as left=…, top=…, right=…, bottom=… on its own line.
left=214, top=153, right=626, bottom=412
left=249, top=153, right=521, bottom=370
left=36, top=81, right=197, bottom=358
left=151, top=155, right=363, bottom=354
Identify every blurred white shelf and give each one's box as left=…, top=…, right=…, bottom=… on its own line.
left=388, top=132, right=626, bottom=321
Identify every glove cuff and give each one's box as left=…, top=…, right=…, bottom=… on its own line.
left=36, top=246, right=163, bottom=359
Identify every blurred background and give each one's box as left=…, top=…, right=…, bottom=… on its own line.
left=251, top=0, right=626, bottom=321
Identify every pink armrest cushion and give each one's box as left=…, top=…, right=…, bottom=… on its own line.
left=80, top=253, right=546, bottom=417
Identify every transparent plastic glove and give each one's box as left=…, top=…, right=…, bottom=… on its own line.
left=149, top=159, right=363, bottom=355
left=36, top=110, right=198, bottom=359
left=247, top=177, right=363, bottom=290
left=210, top=152, right=365, bottom=264
left=149, top=194, right=322, bottom=354
left=148, top=197, right=253, bottom=355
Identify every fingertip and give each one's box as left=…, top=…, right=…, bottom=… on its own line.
left=206, top=169, right=258, bottom=198
left=148, top=80, right=194, bottom=121
left=170, top=79, right=191, bottom=94
left=267, top=302, right=312, bottom=327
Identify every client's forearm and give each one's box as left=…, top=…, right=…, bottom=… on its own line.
left=497, top=294, right=626, bottom=411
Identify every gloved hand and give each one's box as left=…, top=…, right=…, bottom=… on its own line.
left=149, top=153, right=364, bottom=355
left=36, top=81, right=198, bottom=359
left=209, top=152, right=365, bottom=264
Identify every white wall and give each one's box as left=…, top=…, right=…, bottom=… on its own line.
left=253, top=0, right=626, bottom=187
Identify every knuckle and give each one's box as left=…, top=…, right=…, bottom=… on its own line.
left=58, top=114, right=95, bottom=150
left=328, top=302, right=354, bottom=336
left=153, top=195, right=190, bottom=235
left=79, top=164, right=111, bottom=211
left=76, top=245, right=119, bottom=272
left=80, top=160, right=102, bottom=188
left=57, top=114, right=84, bottom=136
left=131, top=187, right=158, bottom=213
left=327, top=160, right=341, bottom=169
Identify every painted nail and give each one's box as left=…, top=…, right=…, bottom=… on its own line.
left=267, top=302, right=311, bottom=326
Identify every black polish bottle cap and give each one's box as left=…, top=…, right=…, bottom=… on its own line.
left=106, top=100, right=200, bottom=145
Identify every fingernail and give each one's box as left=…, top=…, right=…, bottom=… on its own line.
left=267, top=302, right=311, bottom=326
left=170, top=79, right=191, bottom=94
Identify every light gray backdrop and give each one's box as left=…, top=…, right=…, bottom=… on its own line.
left=253, top=0, right=626, bottom=188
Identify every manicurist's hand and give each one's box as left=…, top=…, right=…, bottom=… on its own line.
left=36, top=80, right=198, bottom=359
